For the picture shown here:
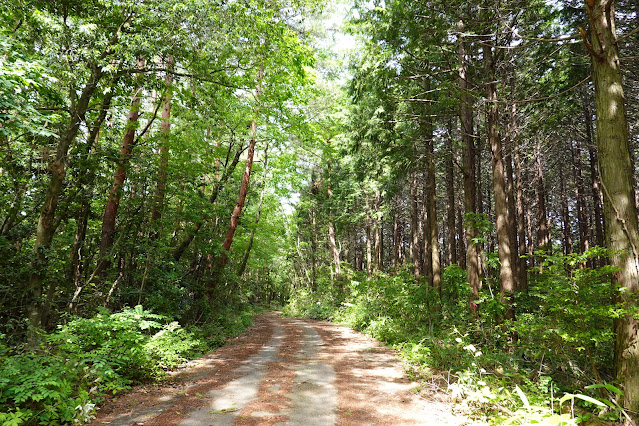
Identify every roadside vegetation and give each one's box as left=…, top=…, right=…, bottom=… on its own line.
left=0, top=305, right=255, bottom=425
left=285, top=249, right=624, bottom=424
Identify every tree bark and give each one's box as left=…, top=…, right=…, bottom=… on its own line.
left=572, top=140, right=590, bottom=255
left=584, top=96, right=605, bottom=251
left=484, top=44, right=515, bottom=322
left=409, top=172, right=421, bottom=278
left=513, top=133, right=528, bottom=291
left=374, top=190, right=382, bottom=273
left=426, top=127, right=441, bottom=295
left=458, top=21, right=480, bottom=306
left=27, top=65, right=103, bottom=337
left=446, top=121, right=457, bottom=266
left=366, top=196, right=373, bottom=279
left=326, top=152, right=342, bottom=280
left=207, top=67, right=263, bottom=300
left=98, top=57, right=144, bottom=274
left=535, top=141, right=551, bottom=253
left=559, top=169, right=572, bottom=256
left=69, top=91, right=114, bottom=311
left=237, top=147, right=269, bottom=278
left=504, top=103, right=520, bottom=290
left=151, top=54, right=173, bottom=226
left=586, top=0, right=639, bottom=419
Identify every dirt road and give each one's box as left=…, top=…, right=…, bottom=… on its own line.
left=93, top=313, right=466, bottom=425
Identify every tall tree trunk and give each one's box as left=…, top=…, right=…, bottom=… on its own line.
left=237, top=147, right=269, bottom=278
left=393, top=202, right=401, bottom=269
left=27, top=66, right=103, bottom=337
left=366, top=197, right=373, bottom=279
left=426, top=127, right=441, bottom=295
left=572, top=140, right=590, bottom=255
left=69, top=87, right=115, bottom=310
left=310, top=208, right=317, bottom=291
left=446, top=121, right=457, bottom=266
left=513, top=134, right=528, bottom=291
left=559, top=169, right=572, bottom=256
left=535, top=141, right=551, bottom=253
left=206, top=67, right=263, bottom=300
left=504, top=103, right=520, bottom=290
left=457, top=191, right=467, bottom=269
left=374, top=190, right=382, bottom=273
left=585, top=1, right=639, bottom=418
left=484, top=44, right=515, bottom=322
left=525, top=168, right=535, bottom=262
left=98, top=57, right=144, bottom=274
left=151, top=54, right=174, bottom=226
left=409, top=173, right=421, bottom=278
left=326, top=154, right=342, bottom=280
left=458, top=21, right=480, bottom=306
left=584, top=97, right=605, bottom=251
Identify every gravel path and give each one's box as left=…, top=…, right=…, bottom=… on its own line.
left=92, top=313, right=468, bottom=425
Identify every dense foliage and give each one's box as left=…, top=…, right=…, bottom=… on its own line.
left=285, top=252, right=622, bottom=424
left=0, top=305, right=254, bottom=424
left=2, top=0, right=639, bottom=423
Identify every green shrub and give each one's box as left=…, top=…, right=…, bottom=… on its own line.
left=49, top=305, right=165, bottom=383
left=0, top=305, right=254, bottom=425
left=145, top=322, right=207, bottom=369
left=0, top=352, right=94, bottom=424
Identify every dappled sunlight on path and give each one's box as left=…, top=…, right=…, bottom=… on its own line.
left=93, top=313, right=471, bottom=425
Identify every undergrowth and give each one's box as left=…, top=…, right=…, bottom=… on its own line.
left=284, top=249, right=624, bottom=424
left=0, top=304, right=255, bottom=425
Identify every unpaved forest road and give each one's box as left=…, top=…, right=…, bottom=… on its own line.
left=93, top=313, right=468, bottom=425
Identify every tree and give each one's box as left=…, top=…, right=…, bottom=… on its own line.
left=582, top=0, right=639, bottom=419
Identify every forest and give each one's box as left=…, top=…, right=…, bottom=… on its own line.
left=1, top=0, right=639, bottom=424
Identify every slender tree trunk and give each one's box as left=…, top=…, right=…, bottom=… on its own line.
left=393, top=203, right=401, bottom=269
left=426, top=128, right=441, bottom=295
left=98, top=58, right=144, bottom=274
left=310, top=209, right=317, bottom=291
left=585, top=1, right=639, bottom=418
left=584, top=97, right=605, bottom=251
left=572, top=140, right=590, bottom=255
left=366, top=197, right=373, bottom=279
left=484, top=44, right=515, bottom=322
left=504, top=107, right=520, bottom=290
left=207, top=67, right=263, bottom=300
left=559, top=170, right=572, bottom=256
left=409, top=173, right=421, bottom=278
left=458, top=21, right=480, bottom=307
left=446, top=121, right=457, bottom=265
left=27, top=66, right=103, bottom=337
left=476, top=114, right=487, bottom=278
left=151, top=55, right=173, bottom=226
left=374, top=191, right=382, bottom=272
left=458, top=22, right=480, bottom=306
left=69, top=87, right=115, bottom=307
left=422, top=194, right=431, bottom=280
left=457, top=192, right=466, bottom=269
left=326, top=156, right=342, bottom=279
left=237, top=147, right=269, bottom=278
left=535, top=141, right=551, bottom=253
left=476, top=116, right=484, bottom=216
left=172, top=140, right=244, bottom=261
left=513, top=134, right=528, bottom=291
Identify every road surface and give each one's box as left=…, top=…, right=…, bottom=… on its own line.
left=93, top=313, right=467, bottom=425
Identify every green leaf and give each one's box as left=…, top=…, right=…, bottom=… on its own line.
left=559, top=393, right=574, bottom=405
left=515, top=385, right=530, bottom=411
left=604, top=384, right=623, bottom=396
left=573, top=394, right=607, bottom=407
